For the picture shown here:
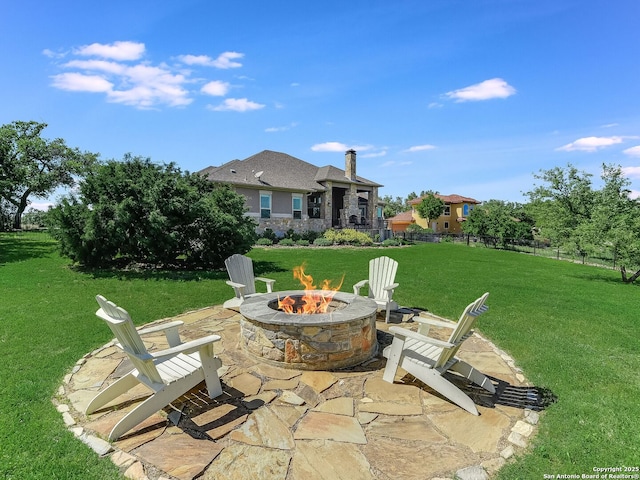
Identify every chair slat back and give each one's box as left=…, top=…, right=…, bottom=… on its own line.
left=369, top=256, right=398, bottom=300
left=95, top=295, right=163, bottom=384
left=225, top=254, right=257, bottom=295
left=435, top=292, right=490, bottom=368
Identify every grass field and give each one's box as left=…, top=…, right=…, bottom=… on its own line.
left=1, top=232, right=638, bottom=479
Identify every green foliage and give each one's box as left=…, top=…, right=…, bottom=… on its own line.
left=527, top=163, right=640, bottom=281
left=382, top=238, right=401, bottom=246
left=0, top=120, right=99, bottom=229
left=283, top=228, right=301, bottom=241
left=47, top=155, right=257, bottom=268
left=278, top=238, right=295, bottom=246
left=260, top=228, right=278, bottom=242
left=256, top=238, right=273, bottom=246
left=380, top=194, right=408, bottom=218
left=462, top=199, right=534, bottom=247
left=405, top=223, right=432, bottom=234
left=295, top=239, right=310, bottom=246
left=313, top=236, right=333, bottom=246
left=415, top=193, right=445, bottom=222
left=322, top=228, right=373, bottom=245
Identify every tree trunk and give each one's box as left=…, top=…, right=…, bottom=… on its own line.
left=12, top=190, right=30, bottom=230
left=620, top=265, right=640, bottom=284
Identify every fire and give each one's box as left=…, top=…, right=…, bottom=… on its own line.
left=278, top=264, right=345, bottom=314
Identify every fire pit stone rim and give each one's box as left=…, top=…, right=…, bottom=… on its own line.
left=240, top=290, right=378, bottom=326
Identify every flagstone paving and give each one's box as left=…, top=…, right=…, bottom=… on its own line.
left=55, top=305, right=542, bottom=480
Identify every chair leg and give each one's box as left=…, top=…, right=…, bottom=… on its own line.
left=108, top=374, right=203, bottom=441
left=400, top=358, right=479, bottom=415
left=385, top=304, right=391, bottom=323
left=382, top=337, right=405, bottom=383
left=450, top=360, right=496, bottom=394
left=200, top=352, right=223, bottom=399
left=85, top=372, right=140, bottom=414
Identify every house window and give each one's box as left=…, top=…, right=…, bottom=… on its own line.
left=307, top=193, right=322, bottom=218
left=463, top=204, right=469, bottom=216
left=292, top=194, right=302, bottom=220
left=443, top=205, right=451, bottom=216
left=444, top=221, right=449, bottom=230
left=260, top=192, right=271, bottom=219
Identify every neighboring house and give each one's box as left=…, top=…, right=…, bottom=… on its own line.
left=199, top=149, right=383, bottom=234
left=398, top=194, right=480, bottom=234
left=386, top=210, right=415, bottom=233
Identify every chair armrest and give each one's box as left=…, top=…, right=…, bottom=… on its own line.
left=413, top=316, right=456, bottom=329
left=383, top=283, right=399, bottom=291
left=353, top=279, right=368, bottom=295
left=138, top=321, right=184, bottom=347
left=226, top=280, right=247, bottom=299
left=150, top=334, right=222, bottom=360
left=388, top=326, right=455, bottom=349
left=255, top=277, right=276, bottom=293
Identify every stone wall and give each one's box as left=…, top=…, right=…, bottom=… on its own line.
left=240, top=313, right=377, bottom=370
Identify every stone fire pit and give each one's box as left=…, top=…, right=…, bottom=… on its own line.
left=239, top=290, right=378, bottom=370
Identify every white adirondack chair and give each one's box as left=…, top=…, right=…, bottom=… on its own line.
left=223, top=253, right=276, bottom=309
left=86, top=295, right=224, bottom=441
left=382, top=292, right=493, bottom=415
left=353, top=256, right=399, bottom=323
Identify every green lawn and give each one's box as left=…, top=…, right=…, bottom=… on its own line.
left=1, top=232, right=638, bottom=479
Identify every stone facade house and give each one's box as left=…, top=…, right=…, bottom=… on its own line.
left=198, top=150, right=383, bottom=235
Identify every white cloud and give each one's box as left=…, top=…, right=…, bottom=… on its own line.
left=404, top=144, right=436, bottom=152
left=179, top=51, right=244, bottom=69
left=621, top=166, right=640, bottom=178
left=201, top=80, right=230, bottom=96
left=51, top=72, right=113, bottom=92
left=556, top=136, right=623, bottom=152
left=623, top=145, right=640, bottom=157
left=428, top=102, right=442, bottom=109
left=445, top=77, right=516, bottom=102
left=311, top=142, right=373, bottom=152
left=75, top=41, right=145, bottom=61
left=629, top=190, right=640, bottom=200
left=601, top=123, right=619, bottom=128
left=311, top=142, right=349, bottom=152
left=210, top=98, right=265, bottom=112
left=265, top=122, right=298, bottom=133
left=291, top=82, right=300, bottom=87
left=361, top=150, right=387, bottom=158
left=48, top=41, right=249, bottom=109
left=381, top=160, right=412, bottom=167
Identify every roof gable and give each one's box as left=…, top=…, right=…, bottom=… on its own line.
left=199, top=149, right=382, bottom=191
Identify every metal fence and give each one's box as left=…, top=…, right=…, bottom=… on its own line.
left=393, top=231, right=636, bottom=272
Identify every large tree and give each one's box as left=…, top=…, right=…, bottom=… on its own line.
left=462, top=199, right=534, bottom=247
left=0, top=121, right=98, bottom=229
left=48, top=155, right=257, bottom=268
left=527, top=163, right=640, bottom=282
left=415, top=193, right=445, bottom=225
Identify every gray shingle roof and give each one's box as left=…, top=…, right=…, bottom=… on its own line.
left=198, top=150, right=382, bottom=191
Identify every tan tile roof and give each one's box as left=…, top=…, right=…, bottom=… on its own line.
left=408, top=193, right=480, bottom=205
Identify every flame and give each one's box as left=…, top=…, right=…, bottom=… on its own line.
left=278, top=263, right=345, bottom=314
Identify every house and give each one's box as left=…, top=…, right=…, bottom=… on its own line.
left=390, top=194, right=480, bottom=234
left=198, top=149, right=383, bottom=235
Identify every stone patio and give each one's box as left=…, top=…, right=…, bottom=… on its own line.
left=55, top=304, right=541, bottom=480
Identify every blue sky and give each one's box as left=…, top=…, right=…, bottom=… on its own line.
left=2, top=0, right=640, bottom=209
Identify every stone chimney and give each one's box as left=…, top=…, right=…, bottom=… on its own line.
left=345, top=149, right=357, bottom=181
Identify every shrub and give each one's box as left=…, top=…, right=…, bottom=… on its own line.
left=300, top=230, right=321, bottom=243
left=323, top=228, right=373, bottom=246
left=261, top=228, right=277, bottom=242
left=313, top=237, right=333, bottom=246
left=278, top=238, right=295, bottom=246
left=48, top=155, right=257, bottom=268
left=382, top=238, right=401, bottom=247
left=256, top=238, right=273, bottom=246
left=296, top=239, right=310, bottom=246
left=284, top=229, right=301, bottom=242
left=406, top=224, right=433, bottom=234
